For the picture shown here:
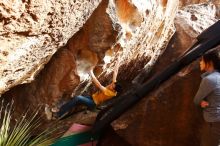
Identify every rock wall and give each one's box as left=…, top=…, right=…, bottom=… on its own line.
left=1, top=0, right=220, bottom=146
left=107, top=2, right=218, bottom=146
left=1, top=0, right=177, bottom=114
left=0, top=0, right=101, bottom=95
left=2, top=0, right=116, bottom=115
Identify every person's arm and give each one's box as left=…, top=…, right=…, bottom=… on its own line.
left=112, top=57, right=120, bottom=83
left=89, top=69, right=106, bottom=92
left=194, top=77, right=215, bottom=106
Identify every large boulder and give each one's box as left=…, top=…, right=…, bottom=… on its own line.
left=108, top=2, right=218, bottom=146
left=1, top=0, right=220, bottom=145
left=0, top=0, right=101, bottom=95
left=2, top=0, right=177, bottom=114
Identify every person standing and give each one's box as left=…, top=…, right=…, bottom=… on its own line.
left=194, top=49, right=220, bottom=146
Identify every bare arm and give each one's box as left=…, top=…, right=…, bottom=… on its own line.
left=112, top=56, right=120, bottom=83
left=89, top=69, right=105, bottom=92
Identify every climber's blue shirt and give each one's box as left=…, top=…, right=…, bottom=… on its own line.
left=194, top=70, right=220, bottom=122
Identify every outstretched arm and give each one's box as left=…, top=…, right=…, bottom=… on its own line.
left=112, top=56, right=120, bottom=83
left=89, top=69, right=105, bottom=92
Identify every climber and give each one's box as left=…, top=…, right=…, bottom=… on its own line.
left=193, top=48, right=220, bottom=146
left=48, top=57, right=122, bottom=119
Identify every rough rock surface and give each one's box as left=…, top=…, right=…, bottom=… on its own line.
left=179, top=0, right=220, bottom=18
left=2, top=0, right=177, bottom=113
left=0, top=0, right=101, bottom=94
left=105, top=0, right=177, bottom=83
left=1, top=0, right=220, bottom=146
left=179, top=0, right=208, bottom=7
left=108, top=2, right=218, bottom=146
left=2, top=0, right=114, bottom=114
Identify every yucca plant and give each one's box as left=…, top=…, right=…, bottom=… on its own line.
left=0, top=101, right=58, bottom=146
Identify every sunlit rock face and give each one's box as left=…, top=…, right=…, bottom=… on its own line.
left=179, top=0, right=220, bottom=17
left=1, top=0, right=220, bottom=146
left=2, top=0, right=177, bottom=112
left=106, top=0, right=177, bottom=82
left=179, top=0, right=208, bottom=6
left=0, top=0, right=101, bottom=95
left=176, top=3, right=217, bottom=38
left=180, top=0, right=220, bottom=7
left=108, top=2, right=218, bottom=146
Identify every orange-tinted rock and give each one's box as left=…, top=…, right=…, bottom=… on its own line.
left=1, top=1, right=219, bottom=146
left=109, top=3, right=217, bottom=146
left=0, top=0, right=102, bottom=95
left=1, top=0, right=117, bottom=118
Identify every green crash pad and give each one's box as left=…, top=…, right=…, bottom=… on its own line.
left=51, top=123, right=100, bottom=146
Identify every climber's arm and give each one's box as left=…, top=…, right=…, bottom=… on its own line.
left=112, top=56, right=120, bottom=83
left=89, top=69, right=106, bottom=92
